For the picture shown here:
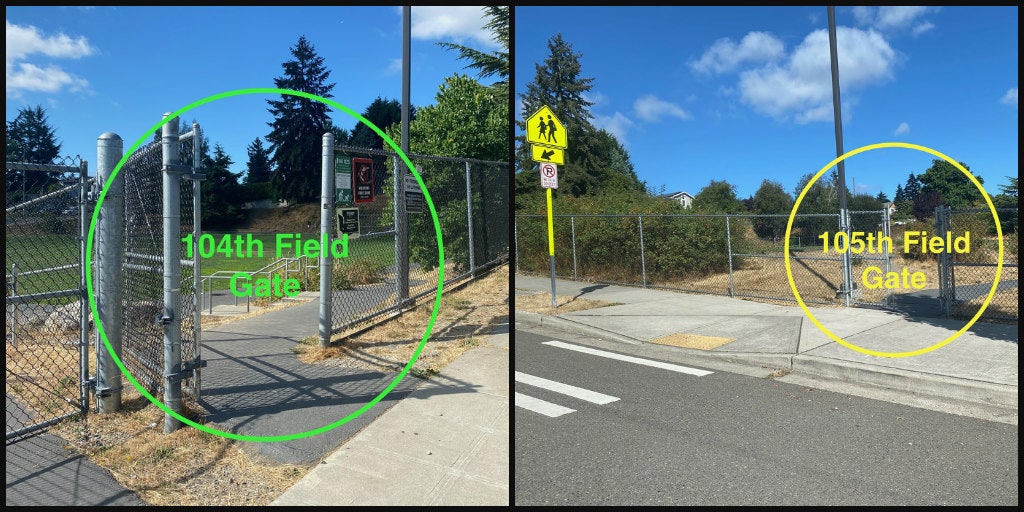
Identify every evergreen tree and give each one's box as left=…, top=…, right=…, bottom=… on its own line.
left=902, top=172, right=922, bottom=202
left=894, top=184, right=904, bottom=202
left=875, top=191, right=889, bottom=203
left=266, top=36, right=336, bottom=203
left=6, top=105, right=63, bottom=202
left=515, top=34, right=644, bottom=205
left=201, top=144, right=245, bottom=229
left=243, top=137, right=273, bottom=185
left=348, top=97, right=413, bottom=195
left=436, top=6, right=509, bottom=86
left=348, top=97, right=409, bottom=149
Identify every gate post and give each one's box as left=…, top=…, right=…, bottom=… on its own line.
left=319, top=132, right=335, bottom=348
left=161, top=114, right=183, bottom=433
left=78, top=158, right=91, bottom=413
left=96, top=132, right=124, bottom=413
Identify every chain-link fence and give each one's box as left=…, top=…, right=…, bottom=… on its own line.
left=514, top=210, right=893, bottom=308
left=324, top=144, right=509, bottom=335
left=6, top=156, right=90, bottom=442
left=938, top=206, right=1018, bottom=323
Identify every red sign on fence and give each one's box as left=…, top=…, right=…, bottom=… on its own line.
left=353, top=157, right=374, bottom=204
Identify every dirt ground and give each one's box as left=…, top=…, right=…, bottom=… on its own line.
left=43, top=264, right=510, bottom=506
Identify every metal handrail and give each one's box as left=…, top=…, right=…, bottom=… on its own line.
left=200, top=254, right=310, bottom=314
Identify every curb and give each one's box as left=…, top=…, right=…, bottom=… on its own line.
left=791, top=354, right=1018, bottom=410
left=515, top=310, right=642, bottom=345
left=515, top=311, right=793, bottom=374
left=515, top=311, right=1018, bottom=417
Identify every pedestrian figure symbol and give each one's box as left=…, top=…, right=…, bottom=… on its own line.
left=537, top=117, right=547, bottom=141
left=546, top=115, right=558, bottom=144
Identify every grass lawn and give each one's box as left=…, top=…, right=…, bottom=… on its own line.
left=5, top=234, right=81, bottom=304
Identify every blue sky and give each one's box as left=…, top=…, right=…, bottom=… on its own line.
left=6, top=6, right=500, bottom=178
left=515, top=6, right=1018, bottom=201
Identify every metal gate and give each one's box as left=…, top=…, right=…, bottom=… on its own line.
left=5, top=156, right=90, bottom=442
left=936, top=205, right=1019, bottom=323
left=116, top=119, right=204, bottom=413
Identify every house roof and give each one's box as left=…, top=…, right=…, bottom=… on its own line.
left=663, top=191, right=693, bottom=199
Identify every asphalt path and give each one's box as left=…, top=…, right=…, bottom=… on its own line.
left=514, top=327, right=1018, bottom=506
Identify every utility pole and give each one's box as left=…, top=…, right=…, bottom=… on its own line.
left=828, top=6, right=854, bottom=306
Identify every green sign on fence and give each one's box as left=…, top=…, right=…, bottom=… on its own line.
left=334, top=153, right=353, bottom=205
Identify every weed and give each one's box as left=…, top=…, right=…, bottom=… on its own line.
left=410, top=367, right=440, bottom=379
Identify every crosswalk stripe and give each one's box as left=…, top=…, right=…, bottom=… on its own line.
left=542, top=340, right=714, bottom=376
left=514, top=392, right=576, bottom=417
left=515, top=371, right=619, bottom=404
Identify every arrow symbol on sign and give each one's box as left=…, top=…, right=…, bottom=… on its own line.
left=541, top=149, right=555, bottom=160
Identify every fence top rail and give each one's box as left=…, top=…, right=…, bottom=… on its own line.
left=949, top=207, right=1019, bottom=214
left=514, top=212, right=847, bottom=219
left=6, top=161, right=84, bottom=174
left=332, top=143, right=507, bottom=166
left=5, top=180, right=84, bottom=213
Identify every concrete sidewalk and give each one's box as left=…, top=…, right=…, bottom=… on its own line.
left=272, top=330, right=509, bottom=506
left=514, top=275, right=1018, bottom=424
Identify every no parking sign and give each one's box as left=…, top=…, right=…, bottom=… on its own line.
left=540, top=163, right=558, bottom=189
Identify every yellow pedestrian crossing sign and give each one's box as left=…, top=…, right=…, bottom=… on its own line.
left=526, top=105, right=567, bottom=149
left=531, top=144, right=564, bottom=164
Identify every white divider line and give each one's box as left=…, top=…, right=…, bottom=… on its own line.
left=515, top=371, right=620, bottom=404
left=542, top=340, right=714, bottom=377
left=515, top=392, right=576, bottom=417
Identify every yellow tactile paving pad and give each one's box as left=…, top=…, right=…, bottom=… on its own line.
left=649, top=333, right=735, bottom=351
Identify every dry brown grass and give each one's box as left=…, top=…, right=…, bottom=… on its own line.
left=297, top=264, right=510, bottom=377
left=51, top=391, right=305, bottom=506
left=514, top=291, right=619, bottom=315
left=6, top=330, right=93, bottom=422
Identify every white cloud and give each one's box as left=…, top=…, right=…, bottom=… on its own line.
left=911, top=22, right=935, bottom=37
left=384, top=58, right=402, bottom=75
left=738, top=27, right=897, bottom=124
left=408, top=6, right=496, bottom=49
left=852, top=6, right=936, bottom=34
left=633, top=94, right=691, bottom=122
left=6, top=20, right=95, bottom=97
left=894, top=121, right=910, bottom=135
left=1002, top=87, right=1018, bottom=108
left=581, top=91, right=609, bottom=107
left=592, top=112, right=635, bottom=145
left=690, top=31, right=785, bottom=75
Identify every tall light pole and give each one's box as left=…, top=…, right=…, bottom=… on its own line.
left=828, top=6, right=854, bottom=306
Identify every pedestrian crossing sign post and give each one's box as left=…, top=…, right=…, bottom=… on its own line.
left=527, top=105, right=567, bottom=308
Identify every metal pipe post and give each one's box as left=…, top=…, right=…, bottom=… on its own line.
left=638, top=215, right=647, bottom=288
left=547, top=188, right=556, bottom=308
left=161, top=114, right=183, bottom=433
left=726, top=215, right=734, bottom=297
left=78, top=158, right=90, bottom=413
left=395, top=5, right=411, bottom=304
left=319, top=132, right=335, bottom=348
left=465, top=161, right=476, bottom=277
left=570, top=216, right=577, bottom=280
left=96, top=132, right=124, bottom=413
left=191, top=122, right=203, bottom=401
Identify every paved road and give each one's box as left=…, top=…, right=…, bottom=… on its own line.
left=514, top=327, right=1018, bottom=506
